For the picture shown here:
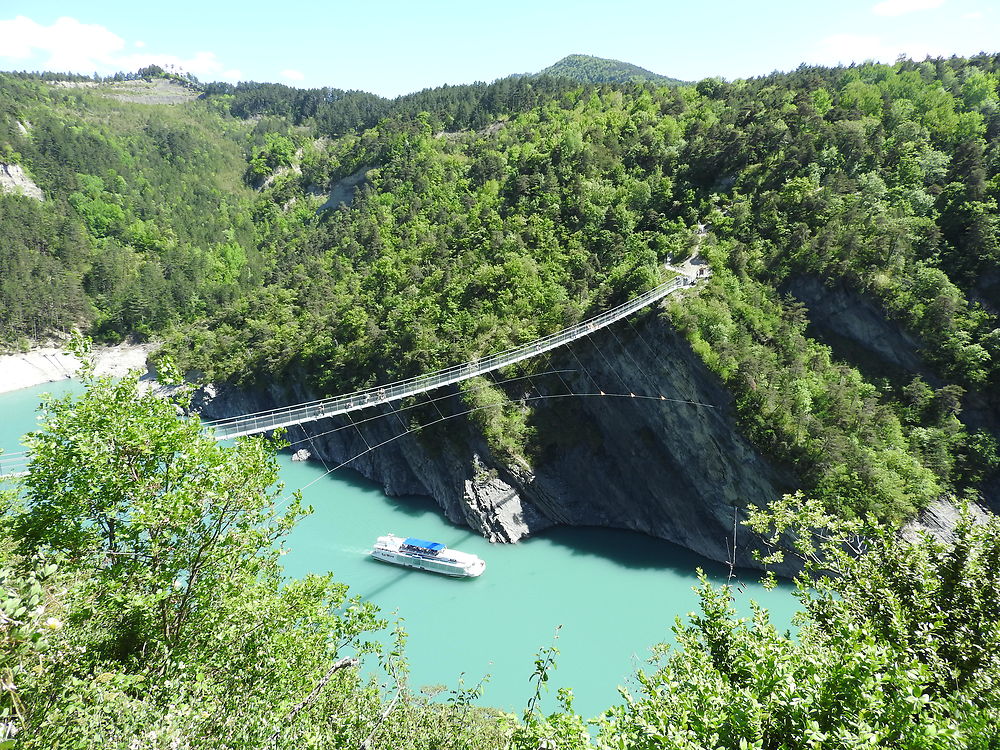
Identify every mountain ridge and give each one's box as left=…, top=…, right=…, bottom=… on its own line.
left=537, top=53, right=686, bottom=85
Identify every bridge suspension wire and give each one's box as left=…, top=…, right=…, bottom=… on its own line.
left=298, top=424, right=331, bottom=474
left=605, top=321, right=663, bottom=398
left=625, top=312, right=663, bottom=362
left=0, top=370, right=580, bottom=482
left=424, top=388, right=448, bottom=423
left=521, top=354, right=553, bottom=400
left=386, top=396, right=411, bottom=435
left=266, top=388, right=714, bottom=516
left=275, top=370, right=578, bottom=453
left=204, top=276, right=689, bottom=440
left=345, top=409, right=374, bottom=454
left=583, top=329, right=634, bottom=395
left=564, top=340, right=605, bottom=396
left=539, top=351, right=574, bottom=398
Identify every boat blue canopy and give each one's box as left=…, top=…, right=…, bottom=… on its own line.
left=403, top=537, right=445, bottom=552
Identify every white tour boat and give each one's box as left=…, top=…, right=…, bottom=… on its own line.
left=370, top=534, right=486, bottom=578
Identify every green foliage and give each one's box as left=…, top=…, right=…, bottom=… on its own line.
left=6, top=56, right=1000, bottom=746
left=202, top=74, right=612, bottom=136
left=3, top=367, right=530, bottom=748
left=461, top=377, right=535, bottom=464
left=0, top=558, right=64, bottom=733
left=154, top=54, right=1000, bottom=520
left=247, top=132, right=297, bottom=183
left=6, top=53, right=1000, bottom=524
left=505, top=493, right=1000, bottom=749
left=749, top=492, right=1000, bottom=716
left=0, top=73, right=255, bottom=343
left=595, top=575, right=978, bottom=748
left=668, top=266, right=942, bottom=520
left=0, top=194, right=91, bottom=341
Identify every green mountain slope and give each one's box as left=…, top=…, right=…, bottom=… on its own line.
left=538, top=53, right=685, bottom=85
left=4, top=56, right=1000, bottom=748
left=0, top=74, right=255, bottom=342
left=165, top=56, right=1000, bottom=525
left=4, top=55, right=1000, bottom=524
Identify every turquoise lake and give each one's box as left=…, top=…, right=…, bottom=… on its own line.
left=0, top=379, right=797, bottom=719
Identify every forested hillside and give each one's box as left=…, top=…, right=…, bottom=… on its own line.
left=0, top=74, right=254, bottom=343
left=3, top=58, right=1000, bottom=526
left=200, top=74, right=591, bottom=135
left=187, top=57, right=1000, bottom=524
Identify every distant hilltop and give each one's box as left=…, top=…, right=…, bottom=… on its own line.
left=537, top=54, right=686, bottom=86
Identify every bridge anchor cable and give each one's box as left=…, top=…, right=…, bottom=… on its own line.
left=204, top=276, right=690, bottom=441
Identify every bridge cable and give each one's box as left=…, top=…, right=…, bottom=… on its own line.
left=345, top=410, right=374, bottom=454
left=204, top=277, right=687, bottom=433
left=386, top=397, right=413, bottom=437
left=625, top=312, right=663, bottom=362
left=529, top=351, right=566, bottom=402
left=519, top=355, right=544, bottom=401
left=564, top=340, right=607, bottom=396
left=275, top=371, right=577, bottom=452
left=582, top=329, right=634, bottom=395
left=298, top=423, right=331, bottom=474
left=621, top=305, right=719, bottom=410
left=540, top=350, right=575, bottom=398
left=605, top=321, right=665, bottom=399
left=424, top=388, right=449, bottom=425
left=265, top=390, right=691, bottom=516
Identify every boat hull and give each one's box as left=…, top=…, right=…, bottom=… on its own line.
left=370, top=535, right=486, bottom=578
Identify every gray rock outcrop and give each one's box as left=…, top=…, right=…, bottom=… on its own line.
left=784, top=274, right=1000, bottom=514
left=0, top=163, right=43, bottom=201
left=783, top=275, right=931, bottom=381
left=902, top=498, right=990, bottom=545
left=318, top=166, right=371, bottom=212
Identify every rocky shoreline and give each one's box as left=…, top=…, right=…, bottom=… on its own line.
left=0, top=342, right=156, bottom=394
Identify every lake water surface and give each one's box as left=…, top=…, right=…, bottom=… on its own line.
left=0, top=379, right=796, bottom=718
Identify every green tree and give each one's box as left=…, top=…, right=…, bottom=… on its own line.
left=9, top=361, right=390, bottom=747
left=585, top=493, right=1000, bottom=748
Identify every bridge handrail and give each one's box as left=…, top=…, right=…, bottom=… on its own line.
left=0, top=453, right=29, bottom=479
left=206, top=276, right=688, bottom=440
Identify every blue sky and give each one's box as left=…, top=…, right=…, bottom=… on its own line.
left=0, top=0, right=997, bottom=97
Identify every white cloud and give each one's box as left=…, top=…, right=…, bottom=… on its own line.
left=0, top=15, right=125, bottom=69
left=134, top=40, right=146, bottom=48
left=0, top=15, right=240, bottom=81
left=810, top=33, right=951, bottom=67
left=871, top=0, right=946, bottom=17
left=962, top=10, right=984, bottom=19
left=281, top=69, right=305, bottom=82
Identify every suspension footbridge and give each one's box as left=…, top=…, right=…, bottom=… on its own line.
left=0, top=274, right=695, bottom=478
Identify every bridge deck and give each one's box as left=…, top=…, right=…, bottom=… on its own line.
left=206, top=276, right=689, bottom=440
left=0, top=274, right=693, bottom=475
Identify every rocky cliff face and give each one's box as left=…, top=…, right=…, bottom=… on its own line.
left=784, top=275, right=934, bottom=383
left=195, top=276, right=1000, bottom=566
left=0, top=163, right=44, bottom=201
left=195, top=306, right=794, bottom=569
left=784, top=274, right=1000, bottom=513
